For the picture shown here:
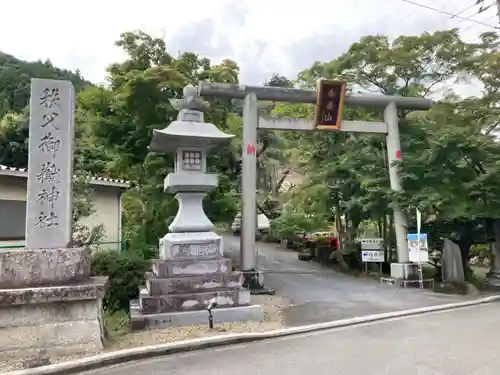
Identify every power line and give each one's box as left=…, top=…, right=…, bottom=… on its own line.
left=461, top=15, right=497, bottom=31
left=455, top=1, right=495, bottom=25
left=449, top=1, right=482, bottom=19
left=478, top=14, right=497, bottom=21
left=401, top=0, right=500, bottom=29
left=478, top=1, right=496, bottom=13
left=452, top=0, right=491, bottom=24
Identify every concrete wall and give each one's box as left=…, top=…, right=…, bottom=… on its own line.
left=80, top=187, right=122, bottom=251
left=0, top=175, right=123, bottom=250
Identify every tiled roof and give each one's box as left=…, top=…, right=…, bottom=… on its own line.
left=0, top=165, right=130, bottom=188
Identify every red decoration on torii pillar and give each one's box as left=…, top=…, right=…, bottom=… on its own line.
left=395, top=150, right=401, bottom=159
left=246, top=144, right=256, bottom=156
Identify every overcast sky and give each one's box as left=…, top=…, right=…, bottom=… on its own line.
left=0, top=0, right=498, bottom=85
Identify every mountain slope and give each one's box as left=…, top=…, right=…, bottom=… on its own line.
left=0, top=51, right=92, bottom=116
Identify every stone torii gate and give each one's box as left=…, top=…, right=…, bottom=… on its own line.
left=198, top=81, right=433, bottom=289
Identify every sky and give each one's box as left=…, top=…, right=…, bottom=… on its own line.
left=0, top=0, right=498, bottom=86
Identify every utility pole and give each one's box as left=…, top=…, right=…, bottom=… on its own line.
left=496, top=0, right=500, bottom=24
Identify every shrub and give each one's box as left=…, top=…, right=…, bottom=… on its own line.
left=135, top=245, right=159, bottom=260
left=343, top=242, right=363, bottom=270
left=92, top=250, right=151, bottom=312
left=273, top=212, right=327, bottom=240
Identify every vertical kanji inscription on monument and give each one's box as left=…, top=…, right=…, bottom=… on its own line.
left=25, top=79, right=75, bottom=249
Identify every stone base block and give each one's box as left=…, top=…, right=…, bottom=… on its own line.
left=159, top=231, right=223, bottom=260
left=130, top=303, right=264, bottom=330
left=145, top=272, right=242, bottom=295
left=0, top=276, right=107, bottom=306
left=152, top=257, right=232, bottom=277
left=0, top=299, right=100, bottom=327
left=139, top=287, right=251, bottom=314
left=0, top=320, right=103, bottom=360
left=0, top=277, right=107, bottom=360
left=483, top=271, right=500, bottom=291
left=0, top=342, right=102, bottom=363
left=380, top=277, right=434, bottom=289
left=390, top=262, right=419, bottom=280
left=0, top=248, right=91, bottom=288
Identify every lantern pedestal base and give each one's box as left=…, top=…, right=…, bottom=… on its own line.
left=159, top=231, right=223, bottom=260
left=132, top=254, right=264, bottom=330
left=130, top=302, right=264, bottom=330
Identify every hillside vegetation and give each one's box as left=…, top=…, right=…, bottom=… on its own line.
left=0, top=51, right=90, bottom=117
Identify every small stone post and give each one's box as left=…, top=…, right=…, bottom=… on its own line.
left=130, top=85, right=263, bottom=329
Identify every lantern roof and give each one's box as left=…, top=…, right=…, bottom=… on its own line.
left=149, top=85, right=234, bottom=154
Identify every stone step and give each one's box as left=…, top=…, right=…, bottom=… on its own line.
left=130, top=303, right=264, bottom=330
left=152, top=257, right=232, bottom=277
left=145, top=272, right=242, bottom=295
left=138, top=288, right=251, bottom=314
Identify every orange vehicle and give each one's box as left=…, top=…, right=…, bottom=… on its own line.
left=302, top=231, right=339, bottom=250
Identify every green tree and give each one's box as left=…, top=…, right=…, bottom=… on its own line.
left=72, top=170, right=105, bottom=247
left=282, top=29, right=500, bottom=275
left=78, top=31, right=240, bottom=247
left=0, top=51, right=90, bottom=116
left=0, top=110, right=29, bottom=167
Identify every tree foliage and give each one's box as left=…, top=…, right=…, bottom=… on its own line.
left=74, top=31, right=241, bottom=247
left=0, top=51, right=89, bottom=118
left=279, top=29, right=500, bottom=276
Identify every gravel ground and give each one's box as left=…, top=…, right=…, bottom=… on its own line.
left=0, top=295, right=289, bottom=373
left=109, top=295, right=288, bottom=349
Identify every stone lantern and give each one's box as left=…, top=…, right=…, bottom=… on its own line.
left=131, top=85, right=263, bottom=329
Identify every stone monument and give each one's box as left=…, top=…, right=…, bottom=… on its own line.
left=484, top=220, right=500, bottom=290
left=130, top=85, right=263, bottom=329
left=441, top=238, right=465, bottom=282
left=0, top=79, right=107, bottom=362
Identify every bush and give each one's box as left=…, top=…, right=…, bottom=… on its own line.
left=92, top=250, right=151, bottom=312
left=135, top=245, right=159, bottom=260
left=342, top=242, right=363, bottom=270
left=104, top=309, right=131, bottom=338
left=273, top=212, right=328, bottom=240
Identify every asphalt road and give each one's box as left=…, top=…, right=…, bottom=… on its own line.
left=223, top=233, right=475, bottom=326
left=81, top=302, right=500, bottom=375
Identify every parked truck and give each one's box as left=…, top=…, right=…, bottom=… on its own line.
left=231, top=212, right=270, bottom=238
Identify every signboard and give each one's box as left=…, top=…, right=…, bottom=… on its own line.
left=407, top=233, right=429, bottom=263
left=315, top=80, right=347, bottom=130
left=359, top=238, right=383, bottom=250
left=361, top=250, right=385, bottom=263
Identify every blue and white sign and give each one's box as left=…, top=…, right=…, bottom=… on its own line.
left=407, top=233, right=429, bottom=263
left=361, top=250, right=384, bottom=262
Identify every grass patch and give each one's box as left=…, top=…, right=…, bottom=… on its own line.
left=104, top=310, right=131, bottom=339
